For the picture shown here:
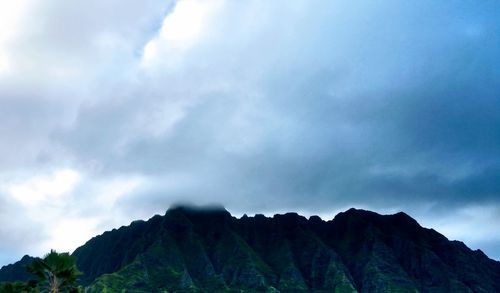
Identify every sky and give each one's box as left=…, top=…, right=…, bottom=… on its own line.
left=0, top=0, right=499, bottom=266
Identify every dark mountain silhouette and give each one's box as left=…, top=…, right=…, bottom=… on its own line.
left=0, top=255, right=35, bottom=283
left=1, top=206, right=499, bottom=292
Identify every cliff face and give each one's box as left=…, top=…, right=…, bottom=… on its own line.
left=2, top=207, right=499, bottom=292
left=320, top=209, right=500, bottom=292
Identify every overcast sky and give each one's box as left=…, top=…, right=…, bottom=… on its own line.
left=0, top=0, right=499, bottom=266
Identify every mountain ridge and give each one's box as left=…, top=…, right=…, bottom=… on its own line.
left=1, top=206, right=499, bottom=292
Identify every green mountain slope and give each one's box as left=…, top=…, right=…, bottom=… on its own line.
left=1, top=206, right=499, bottom=292
left=0, top=256, right=35, bottom=284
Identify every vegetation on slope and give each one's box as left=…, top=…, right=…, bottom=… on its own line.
left=0, top=250, right=81, bottom=293
left=2, top=206, right=499, bottom=292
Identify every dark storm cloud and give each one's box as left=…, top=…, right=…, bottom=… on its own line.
left=0, top=0, right=499, bottom=264
left=61, top=40, right=500, bottom=210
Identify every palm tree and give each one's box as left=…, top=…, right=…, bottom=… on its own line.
left=27, top=250, right=81, bottom=293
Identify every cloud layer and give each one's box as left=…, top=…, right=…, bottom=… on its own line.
left=0, top=0, right=499, bottom=265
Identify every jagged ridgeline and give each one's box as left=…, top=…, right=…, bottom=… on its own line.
left=1, top=206, right=499, bottom=292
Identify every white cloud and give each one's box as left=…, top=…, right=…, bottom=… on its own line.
left=0, top=170, right=148, bottom=258
left=3, top=169, right=81, bottom=206
left=93, top=176, right=144, bottom=206
left=43, top=218, right=101, bottom=254
left=0, top=53, right=9, bottom=75
left=141, top=0, right=224, bottom=68
left=0, top=1, right=32, bottom=75
left=422, top=205, right=500, bottom=244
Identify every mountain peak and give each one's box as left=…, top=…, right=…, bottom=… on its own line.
left=333, top=207, right=379, bottom=222
left=2, top=207, right=499, bottom=292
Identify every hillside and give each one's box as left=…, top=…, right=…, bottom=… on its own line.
left=1, top=206, right=499, bottom=292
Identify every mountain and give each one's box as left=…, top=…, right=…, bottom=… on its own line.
left=0, top=255, right=35, bottom=283
left=1, top=206, right=499, bottom=292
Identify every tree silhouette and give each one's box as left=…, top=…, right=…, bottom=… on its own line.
left=26, top=250, right=81, bottom=293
